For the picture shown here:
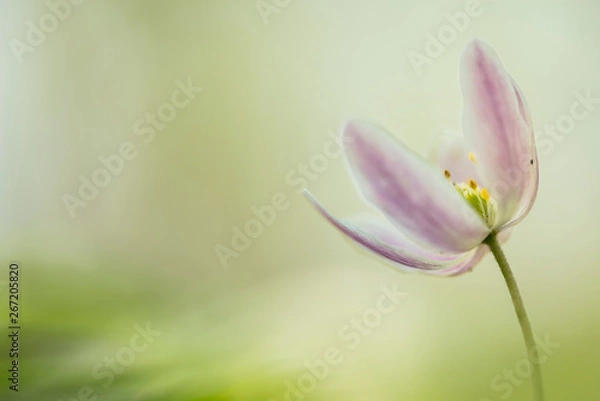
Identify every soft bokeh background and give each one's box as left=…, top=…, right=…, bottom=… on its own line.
left=1, top=0, right=599, bottom=400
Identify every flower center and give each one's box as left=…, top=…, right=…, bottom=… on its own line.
left=443, top=153, right=497, bottom=228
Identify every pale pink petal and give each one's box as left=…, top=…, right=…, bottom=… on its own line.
left=440, top=228, right=512, bottom=276
left=432, top=244, right=489, bottom=276
left=341, top=119, right=490, bottom=253
left=347, top=215, right=464, bottom=260
left=428, top=133, right=483, bottom=185
left=304, top=191, right=485, bottom=275
left=497, top=227, right=513, bottom=243
left=499, top=81, right=539, bottom=229
left=460, top=39, right=538, bottom=227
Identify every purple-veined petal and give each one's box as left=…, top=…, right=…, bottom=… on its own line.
left=428, top=133, right=483, bottom=185
left=303, top=190, right=487, bottom=275
left=341, top=119, right=490, bottom=253
left=441, top=227, right=512, bottom=276
left=499, top=81, right=540, bottom=229
left=460, top=39, right=538, bottom=227
left=346, top=214, right=464, bottom=261
left=350, top=215, right=490, bottom=276
left=432, top=244, right=489, bottom=276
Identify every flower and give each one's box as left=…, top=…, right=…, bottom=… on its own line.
left=304, top=39, right=539, bottom=276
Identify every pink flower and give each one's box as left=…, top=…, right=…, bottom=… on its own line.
left=305, top=39, right=538, bottom=276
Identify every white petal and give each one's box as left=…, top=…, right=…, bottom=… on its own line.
left=341, top=119, right=489, bottom=253
left=428, top=133, right=483, bottom=185
left=304, top=191, right=485, bottom=275
left=460, top=39, right=538, bottom=227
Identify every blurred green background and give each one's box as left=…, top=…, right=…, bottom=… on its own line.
left=1, top=0, right=599, bottom=400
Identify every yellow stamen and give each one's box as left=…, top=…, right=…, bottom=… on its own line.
left=468, top=152, right=478, bottom=164
left=454, top=181, right=497, bottom=228
left=444, top=170, right=451, bottom=180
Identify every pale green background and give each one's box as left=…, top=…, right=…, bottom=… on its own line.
left=1, top=0, right=599, bottom=400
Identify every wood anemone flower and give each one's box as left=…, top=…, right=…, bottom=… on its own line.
left=304, top=39, right=539, bottom=276
left=305, top=39, right=546, bottom=401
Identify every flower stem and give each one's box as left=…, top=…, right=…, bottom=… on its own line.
left=484, top=232, right=544, bottom=401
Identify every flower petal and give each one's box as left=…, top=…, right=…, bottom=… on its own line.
left=303, top=190, right=484, bottom=275
left=346, top=214, right=464, bottom=261
left=428, top=133, right=483, bottom=185
left=460, top=39, right=538, bottom=227
left=433, top=244, right=489, bottom=276
left=499, top=81, right=540, bottom=229
left=439, top=227, right=513, bottom=276
left=341, top=119, right=490, bottom=253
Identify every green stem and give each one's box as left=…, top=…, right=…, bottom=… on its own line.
left=484, top=232, right=544, bottom=401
